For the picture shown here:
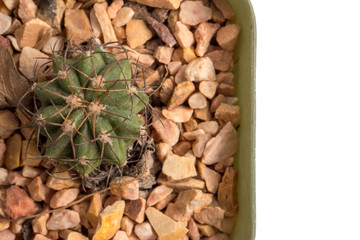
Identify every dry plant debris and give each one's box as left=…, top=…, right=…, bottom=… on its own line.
left=0, top=0, right=242, bottom=239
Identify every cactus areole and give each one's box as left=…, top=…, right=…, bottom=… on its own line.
left=32, top=47, right=149, bottom=175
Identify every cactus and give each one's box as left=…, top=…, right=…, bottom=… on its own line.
left=32, top=46, right=149, bottom=175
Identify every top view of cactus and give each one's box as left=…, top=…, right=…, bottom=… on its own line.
left=31, top=43, right=149, bottom=176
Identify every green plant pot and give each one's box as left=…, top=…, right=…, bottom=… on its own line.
left=229, top=0, right=256, bottom=239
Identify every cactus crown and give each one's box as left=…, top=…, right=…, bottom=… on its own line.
left=32, top=44, right=149, bottom=176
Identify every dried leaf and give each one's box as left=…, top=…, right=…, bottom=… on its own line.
left=0, top=46, right=30, bottom=109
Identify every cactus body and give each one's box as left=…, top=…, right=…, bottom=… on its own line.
left=33, top=48, right=148, bottom=174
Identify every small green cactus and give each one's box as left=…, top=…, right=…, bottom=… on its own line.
left=32, top=46, right=149, bottom=175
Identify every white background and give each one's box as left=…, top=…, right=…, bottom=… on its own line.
left=253, top=0, right=360, bottom=239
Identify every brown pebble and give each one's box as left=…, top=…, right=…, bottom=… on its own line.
left=146, top=16, right=177, bottom=47
left=173, top=141, right=192, bottom=156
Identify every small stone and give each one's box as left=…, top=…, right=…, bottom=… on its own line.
left=194, top=107, right=212, bottom=121
left=182, top=47, right=197, bottom=63
left=218, top=167, right=238, bottom=217
left=162, top=153, right=197, bottom=181
left=71, top=201, right=91, bottom=229
left=185, top=57, right=216, bottom=82
left=113, top=230, right=130, bottom=240
left=21, top=139, right=41, bottom=167
left=210, top=94, right=227, bottom=113
left=188, top=218, right=200, bottom=240
left=160, top=78, right=174, bottom=104
left=92, top=200, right=125, bottom=240
left=146, top=16, right=177, bottom=47
left=174, top=21, right=194, bottom=48
left=0, top=229, right=15, bottom=240
left=155, top=143, right=172, bottom=163
left=168, top=81, right=195, bottom=109
left=49, top=188, right=79, bottom=209
left=117, top=45, right=155, bottom=67
left=154, top=193, right=176, bottom=211
left=199, top=81, right=219, bottom=99
left=42, top=36, right=64, bottom=55
left=162, top=106, right=193, bottom=123
left=173, top=141, right=191, bottom=156
left=174, top=64, right=187, bottom=84
left=107, top=0, right=124, bottom=19
left=197, top=121, right=219, bottom=136
left=14, top=18, right=52, bottom=49
left=0, top=218, right=9, bottom=231
left=47, top=209, right=81, bottom=230
left=168, top=61, right=182, bottom=76
left=215, top=103, right=240, bottom=126
left=216, top=24, right=241, bottom=51
left=113, top=7, right=134, bottom=32
left=130, top=0, right=182, bottom=9
left=188, top=92, right=208, bottom=110
left=0, top=1, right=11, bottom=16
left=154, top=46, right=174, bottom=64
left=0, top=13, right=11, bottom=35
left=7, top=171, right=31, bottom=187
left=212, top=0, right=235, bottom=20
left=124, top=198, right=146, bottom=223
left=4, top=134, right=21, bottom=171
left=104, top=195, right=122, bottom=208
left=210, top=2, right=225, bottom=23
left=0, top=140, right=5, bottom=167
left=9, top=218, right=24, bottom=234
left=196, top=224, right=217, bottom=237
left=32, top=213, right=49, bottom=236
left=110, top=177, right=139, bottom=200
left=174, top=189, right=212, bottom=217
left=37, top=0, right=65, bottom=34
left=147, top=185, right=173, bottom=207
left=18, top=0, right=38, bottom=23
left=202, top=122, right=239, bottom=165
left=88, top=8, right=102, bottom=39
left=59, top=230, right=89, bottom=240
left=121, top=216, right=134, bottom=236
left=194, top=207, right=224, bottom=230
left=5, top=185, right=36, bottom=219
left=192, top=134, right=211, bottom=158
left=19, top=46, right=49, bottom=79
left=87, top=193, right=103, bottom=228
left=145, top=207, right=188, bottom=240
left=206, top=50, right=233, bottom=72
left=152, top=109, right=180, bottom=146
left=151, top=8, right=169, bottom=23
left=183, top=118, right=198, bottom=132
left=46, top=169, right=80, bottom=190
left=219, top=217, right=235, bottom=234
left=47, top=230, right=59, bottom=239
left=129, top=233, right=140, bottom=240
left=64, top=9, right=92, bottom=44
left=179, top=1, right=212, bottom=26
left=126, top=19, right=153, bottom=48
left=28, top=176, right=47, bottom=201
left=226, top=97, right=239, bottom=105
left=134, top=222, right=157, bottom=240
left=157, top=175, right=205, bottom=190
left=164, top=202, right=189, bottom=224
left=2, top=0, right=19, bottom=11
left=93, top=2, right=118, bottom=44
left=217, top=83, right=234, bottom=97
left=0, top=110, right=19, bottom=139
left=0, top=168, right=8, bottom=185
left=183, top=129, right=205, bottom=141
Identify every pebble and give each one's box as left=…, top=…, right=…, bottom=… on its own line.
left=154, top=193, right=176, bottom=211
left=0, top=168, right=8, bottom=185
left=37, top=0, right=65, bottom=34
left=155, top=143, right=172, bottom=163
left=113, top=230, right=130, bottom=240
left=197, top=121, right=219, bottom=136
left=126, top=19, right=153, bottom=49
left=215, top=103, right=240, bottom=126
left=0, top=0, right=11, bottom=15
left=151, top=109, right=180, bottom=146
left=14, top=18, right=52, bottom=49
left=157, top=175, right=205, bottom=191
left=146, top=185, right=173, bottom=207
left=197, top=224, right=218, bottom=237
left=185, top=57, right=216, bottom=82
left=20, top=139, right=41, bottom=167
left=94, top=3, right=118, bottom=44
left=188, top=218, right=201, bottom=240
left=7, top=171, right=31, bottom=186
left=92, top=200, right=125, bottom=240
left=19, top=46, right=49, bottom=79
left=168, top=61, right=182, bottom=75
left=49, top=188, right=79, bottom=209
left=206, top=50, right=233, bottom=72
left=174, top=21, right=195, bottom=48
left=121, top=216, right=135, bottom=236
left=28, top=176, right=48, bottom=202
left=104, top=195, right=122, bottom=208
left=179, top=1, right=212, bottom=26
left=182, top=47, right=197, bottom=63
left=45, top=169, right=80, bottom=190
left=0, top=13, right=11, bottom=35
left=0, top=218, right=9, bottom=231
left=107, top=0, right=124, bottom=19
left=188, top=92, right=208, bottom=109
left=218, top=167, right=238, bottom=217
left=151, top=8, right=169, bottom=23
left=5, top=185, right=36, bottom=219
left=0, top=110, right=19, bottom=139
left=113, top=7, right=134, bottom=28
left=110, top=176, right=139, bottom=200
left=47, top=209, right=81, bottom=230
left=175, top=64, right=187, bottom=84
left=64, top=9, right=92, bottom=44
left=162, top=106, right=193, bottom=123
left=164, top=202, right=189, bottom=224
left=59, top=230, right=89, bottom=240
left=212, top=0, right=235, bottom=20
left=192, top=134, right=211, bottom=158
left=210, top=2, right=226, bottom=23
left=0, top=229, right=15, bottom=240
left=162, top=153, right=197, bottom=181
left=217, top=83, right=235, bottom=97
left=18, top=0, right=38, bottom=23
left=2, top=0, right=19, bottom=11
left=124, top=198, right=146, bottom=223
left=71, top=201, right=91, bottom=229
left=210, top=94, right=227, bottom=113
left=194, top=107, right=212, bottom=121
left=32, top=213, right=49, bottom=236
left=160, top=78, right=174, bottom=104
left=146, top=16, right=177, bottom=47
left=42, top=35, right=65, bottom=55
left=183, top=129, right=205, bottom=141
left=134, top=222, right=157, bottom=240
left=86, top=193, right=103, bottom=228
left=4, top=134, right=21, bottom=171
left=131, top=0, right=183, bottom=9
left=145, top=207, right=188, bottom=240
left=194, top=22, right=220, bottom=57
left=175, top=189, right=213, bottom=217
left=199, top=81, right=219, bottom=99
left=194, top=206, right=224, bottom=230
left=172, top=141, right=191, bottom=156
left=216, top=71, right=235, bottom=85
left=168, top=81, right=195, bottom=109
left=216, top=24, right=241, bottom=51
left=154, top=46, right=174, bottom=64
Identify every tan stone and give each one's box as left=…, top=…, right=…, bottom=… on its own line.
left=47, top=230, right=59, bottom=239
left=194, top=107, right=212, bottom=121
left=64, top=9, right=92, bottom=45
left=104, top=195, right=122, bottom=208
left=130, top=0, right=182, bottom=10
left=33, top=234, right=51, bottom=240
left=174, top=21, right=194, bottom=48
left=160, top=78, right=175, bottom=104
left=183, top=129, right=205, bottom=141
left=27, top=176, right=47, bottom=202
left=107, top=0, right=124, bottom=19
left=7, top=171, right=31, bottom=187
left=217, top=83, right=234, bottom=97
left=173, top=141, right=191, bottom=156
left=88, top=8, right=102, bottom=39
left=188, top=218, right=200, bottom=240
left=179, top=1, right=212, bottom=26
left=162, top=106, right=193, bottom=123
left=202, top=122, right=238, bottom=165
left=215, top=103, right=240, bottom=126
left=20, top=139, right=41, bottom=167
left=71, top=201, right=91, bottom=229
left=183, top=118, right=198, bottom=132
left=219, top=217, right=235, bottom=234
left=134, top=221, right=157, bottom=240
left=121, top=216, right=135, bottom=236
left=185, top=57, right=216, bottom=82
left=32, top=213, right=49, bottom=236
left=182, top=47, right=197, bottom=63
left=216, top=24, right=241, bottom=51
left=196, top=224, right=217, bottom=237
left=59, top=230, right=89, bottom=240
left=14, top=18, right=52, bottom=49
left=197, top=121, right=219, bottom=136
left=168, top=81, right=195, bottom=109
left=210, top=94, right=227, bottom=113
left=155, top=143, right=172, bottom=163
left=110, top=177, right=139, bottom=200
left=199, top=81, right=219, bottom=99
left=174, top=189, right=212, bottom=216
left=18, top=0, right=37, bottom=23
left=0, top=218, right=9, bottom=231
left=94, top=3, right=118, bottom=44
left=92, top=200, right=125, bottom=240
left=4, top=133, right=21, bottom=171
left=151, top=109, right=180, bottom=147
left=210, top=2, right=225, bottom=23
left=0, top=13, right=11, bottom=35
left=114, top=230, right=130, bottom=240
left=188, top=92, right=208, bottom=110
left=21, top=166, right=42, bottom=178
left=128, top=233, right=140, bottom=240
left=0, top=110, right=19, bottom=139
left=145, top=207, right=188, bottom=240
left=218, top=167, right=238, bottom=217
left=155, top=193, right=176, bottom=211
left=206, top=50, right=233, bottom=72
left=126, top=19, right=153, bottom=48
left=19, top=46, right=49, bottom=79
left=172, top=48, right=184, bottom=64
left=174, top=64, right=187, bottom=84
left=147, top=185, right=173, bottom=207
left=0, top=1, right=11, bottom=16
left=216, top=72, right=234, bottom=85
left=114, top=26, right=127, bottom=41
left=113, top=7, right=134, bottom=28
left=0, top=229, right=15, bottom=240
left=42, top=35, right=65, bottom=55
left=164, top=202, right=189, bottom=224
left=87, top=193, right=103, bottom=228
left=2, top=0, right=18, bottom=11
left=117, top=45, right=155, bottom=67
left=50, top=188, right=79, bottom=209
left=197, top=162, right=221, bottom=193
left=0, top=168, right=8, bottom=185
left=124, top=198, right=146, bottom=223
left=168, top=61, right=182, bottom=76
left=46, top=169, right=80, bottom=190
left=157, top=175, right=205, bottom=191
left=154, top=46, right=174, bottom=64
left=195, top=23, right=221, bottom=56
left=193, top=134, right=211, bottom=158
left=212, top=0, right=235, bottom=20
left=47, top=209, right=81, bottom=230
left=162, top=153, right=197, bottom=181
left=9, top=218, right=24, bottom=234
left=194, top=207, right=224, bottom=230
